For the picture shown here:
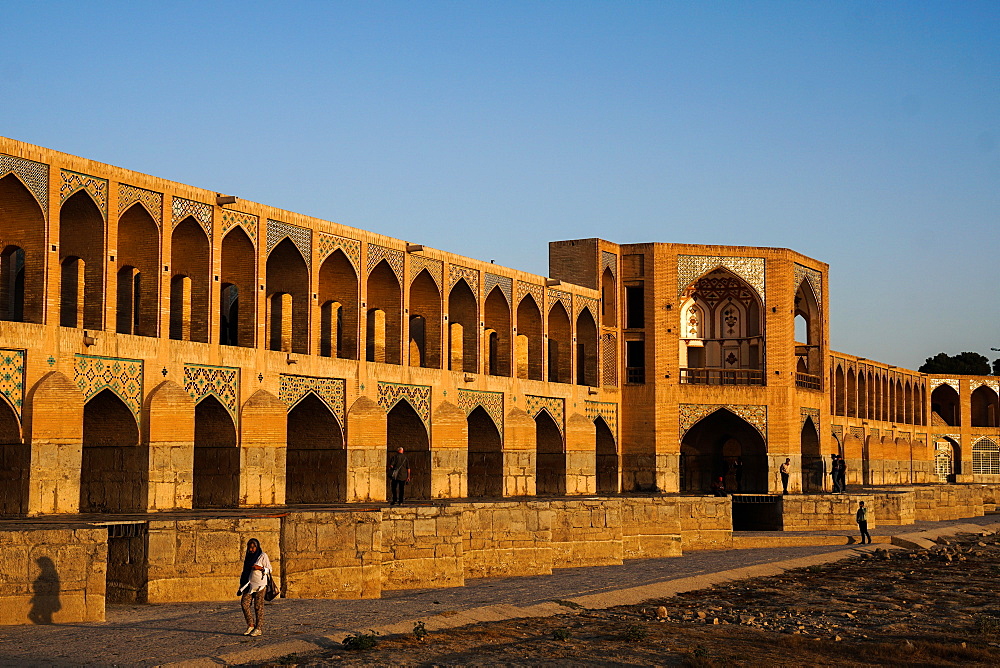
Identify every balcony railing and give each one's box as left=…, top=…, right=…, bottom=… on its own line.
left=795, top=372, right=822, bottom=390
left=680, top=368, right=765, bottom=386
left=625, top=367, right=645, bottom=384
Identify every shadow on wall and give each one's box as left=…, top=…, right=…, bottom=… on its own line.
left=28, top=556, right=61, bottom=624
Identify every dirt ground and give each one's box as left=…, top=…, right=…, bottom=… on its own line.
left=259, top=530, right=1000, bottom=667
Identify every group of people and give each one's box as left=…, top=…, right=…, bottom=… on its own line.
left=830, top=453, right=848, bottom=493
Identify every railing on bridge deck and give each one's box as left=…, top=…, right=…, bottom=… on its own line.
left=679, top=368, right=765, bottom=386
left=795, top=372, right=822, bottom=390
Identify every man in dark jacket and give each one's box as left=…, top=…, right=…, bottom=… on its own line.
left=388, top=446, right=411, bottom=506
left=856, top=501, right=872, bottom=544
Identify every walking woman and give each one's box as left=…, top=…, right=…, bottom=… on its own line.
left=237, top=538, right=272, bottom=637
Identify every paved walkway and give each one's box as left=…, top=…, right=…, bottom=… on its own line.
left=0, top=514, right=996, bottom=667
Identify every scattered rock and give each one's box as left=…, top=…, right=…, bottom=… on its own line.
left=656, top=606, right=668, bottom=618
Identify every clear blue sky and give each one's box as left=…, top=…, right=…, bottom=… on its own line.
left=3, top=1, right=997, bottom=370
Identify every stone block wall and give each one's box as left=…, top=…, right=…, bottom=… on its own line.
left=676, top=496, right=733, bottom=550
left=549, top=498, right=624, bottom=567
left=913, top=485, right=984, bottom=522
left=456, top=501, right=553, bottom=578
left=281, top=510, right=382, bottom=600
left=380, top=505, right=464, bottom=590
left=620, top=496, right=683, bottom=559
left=872, top=490, right=915, bottom=526
left=781, top=494, right=876, bottom=531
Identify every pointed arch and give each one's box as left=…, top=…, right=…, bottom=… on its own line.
left=81, top=389, right=143, bottom=512
left=547, top=301, right=571, bottom=383
left=857, top=370, right=868, bottom=420
left=467, top=405, right=502, bottom=498
left=535, top=410, right=565, bottom=495
left=971, top=385, right=999, bottom=428
left=0, top=174, right=44, bottom=323
left=287, top=392, right=346, bottom=503
left=834, top=365, right=845, bottom=416
left=409, top=268, right=441, bottom=368
left=267, top=237, right=310, bottom=353
left=60, top=190, right=106, bottom=330
left=220, top=226, right=256, bottom=347
left=483, top=285, right=511, bottom=376
left=116, top=202, right=160, bottom=336
left=367, top=259, right=402, bottom=364
left=600, top=266, right=616, bottom=327
left=972, top=437, right=1000, bottom=475
left=170, top=217, right=210, bottom=342
left=846, top=368, right=856, bottom=417
left=386, top=400, right=429, bottom=499
left=448, top=278, right=478, bottom=373
left=680, top=408, right=768, bottom=493
left=515, top=294, right=543, bottom=380
left=594, top=415, right=618, bottom=494
left=193, top=395, right=239, bottom=508
left=318, top=248, right=359, bottom=359
left=575, top=306, right=598, bottom=386
left=0, top=395, right=26, bottom=515
left=801, top=416, right=822, bottom=492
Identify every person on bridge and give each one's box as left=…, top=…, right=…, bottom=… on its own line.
left=237, top=538, right=272, bottom=637
left=388, top=446, right=411, bottom=505
left=780, top=458, right=791, bottom=494
left=855, top=501, right=872, bottom=545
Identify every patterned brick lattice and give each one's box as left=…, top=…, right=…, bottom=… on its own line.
left=457, top=389, right=504, bottom=437
left=118, top=184, right=163, bottom=228
left=267, top=219, right=312, bottom=267
left=585, top=400, right=618, bottom=438
left=484, top=273, right=512, bottom=305
left=524, top=395, right=565, bottom=435
left=575, top=295, right=599, bottom=322
left=935, top=432, right=960, bottom=444
left=897, top=431, right=910, bottom=441
left=831, top=424, right=844, bottom=442
left=849, top=426, right=864, bottom=439
left=973, top=379, right=1000, bottom=393
left=601, top=250, right=617, bottom=277
left=60, top=170, right=108, bottom=219
left=74, top=355, right=144, bottom=419
left=171, top=196, right=213, bottom=235
left=449, top=264, right=480, bottom=293
left=378, top=382, right=431, bottom=428
left=870, top=428, right=880, bottom=439
left=367, top=244, right=404, bottom=280
left=317, top=232, right=361, bottom=270
left=516, top=280, right=544, bottom=308
left=799, top=407, right=820, bottom=429
left=793, top=263, right=823, bottom=309
left=677, top=255, right=765, bottom=303
left=0, top=154, right=48, bottom=220
left=547, top=288, right=572, bottom=315
left=183, top=364, right=240, bottom=422
left=409, top=254, right=443, bottom=289
left=279, top=374, right=347, bottom=428
left=601, top=332, right=617, bottom=386
left=0, top=349, right=25, bottom=419
left=220, top=210, right=259, bottom=244
left=930, top=378, right=960, bottom=391
left=678, top=404, right=767, bottom=440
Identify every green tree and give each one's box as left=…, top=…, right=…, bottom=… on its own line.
left=918, top=352, right=991, bottom=375
left=993, top=358, right=1000, bottom=376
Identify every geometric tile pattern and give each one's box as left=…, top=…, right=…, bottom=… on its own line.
left=524, top=395, right=565, bottom=435
left=317, top=232, right=361, bottom=270
left=484, top=272, right=512, bottom=305
left=409, top=254, right=443, bottom=289
left=449, top=264, right=480, bottom=294
left=279, top=374, right=347, bottom=428
left=678, top=403, right=767, bottom=440
left=221, top=209, right=259, bottom=244
left=930, top=378, right=960, bottom=391
left=367, top=244, right=404, bottom=280
left=799, top=407, right=820, bottom=429
left=831, top=424, right=844, bottom=442
left=869, top=428, right=880, bottom=440
left=172, top=196, right=213, bottom=235
left=60, top=170, right=108, bottom=219
left=74, top=354, right=144, bottom=419
left=267, top=219, right=312, bottom=267
left=585, top=400, right=618, bottom=438
left=0, top=154, right=49, bottom=219
left=897, top=431, right=910, bottom=441
left=0, top=349, right=25, bottom=419
left=972, top=380, right=1000, bottom=393
left=794, top=263, right=823, bottom=308
left=457, top=388, right=504, bottom=437
left=516, top=280, right=544, bottom=308
left=118, top=183, right=163, bottom=227
left=378, top=382, right=431, bottom=428
left=547, top=288, right=572, bottom=315
left=183, top=364, right=239, bottom=422
left=677, top=255, right=766, bottom=303
left=575, top=295, right=598, bottom=323
left=601, top=332, right=617, bottom=386
left=601, top=250, right=617, bottom=277
left=849, top=426, right=864, bottom=438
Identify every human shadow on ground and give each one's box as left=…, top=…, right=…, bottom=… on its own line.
left=28, top=556, right=61, bottom=624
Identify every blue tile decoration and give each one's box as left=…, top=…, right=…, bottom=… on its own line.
left=267, top=219, right=312, bottom=268
left=0, top=349, right=26, bottom=418
left=74, top=354, right=144, bottom=419
left=0, top=154, right=49, bottom=220
left=279, top=374, right=346, bottom=428
left=221, top=210, right=259, bottom=244
left=118, top=183, right=163, bottom=227
left=484, top=272, right=512, bottom=305
left=524, top=395, right=565, bottom=435
left=183, top=364, right=239, bottom=422
left=584, top=400, right=617, bottom=438
left=60, top=170, right=108, bottom=219
left=377, top=381, right=431, bottom=428
left=457, top=389, right=504, bottom=437
left=171, top=196, right=213, bottom=235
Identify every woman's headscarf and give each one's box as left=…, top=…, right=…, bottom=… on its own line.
left=239, top=538, right=262, bottom=590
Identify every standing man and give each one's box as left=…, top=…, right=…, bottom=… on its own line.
left=780, top=457, right=791, bottom=494
left=855, top=500, right=872, bottom=544
left=388, top=446, right=411, bottom=506
left=837, top=455, right=848, bottom=493
left=830, top=454, right=841, bottom=493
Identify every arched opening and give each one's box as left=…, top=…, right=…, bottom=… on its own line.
left=793, top=280, right=821, bottom=386
left=220, top=226, right=256, bottom=347
left=80, top=390, right=142, bottom=513
left=679, top=298, right=706, bottom=369
left=846, top=369, right=856, bottom=418
left=386, top=401, right=430, bottom=499
left=515, top=295, right=543, bottom=380
left=366, top=260, right=402, bottom=364
left=894, top=379, right=904, bottom=424
left=467, top=406, right=502, bottom=498
left=857, top=371, right=868, bottom=420
left=595, top=416, right=618, bottom=494
left=934, top=439, right=955, bottom=482
left=547, top=302, right=571, bottom=383
left=535, top=411, right=565, bottom=496
left=680, top=409, right=767, bottom=493
left=834, top=366, right=845, bottom=416
left=59, top=256, right=85, bottom=328
left=193, top=396, right=239, bottom=508
left=408, top=269, right=441, bottom=368
left=971, top=386, right=999, bottom=427
left=448, top=279, right=478, bottom=373
left=0, top=399, right=26, bottom=515
left=318, top=250, right=359, bottom=359
left=286, top=394, right=346, bottom=503
left=483, top=286, right=511, bottom=377
left=117, top=203, right=159, bottom=337
left=170, top=217, right=210, bottom=342
left=0, top=174, right=44, bottom=323
left=601, top=267, right=616, bottom=327
left=931, top=384, right=960, bottom=426
left=576, top=308, right=598, bottom=386
left=60, top=190, right=106, bottom=330
left=973, top=438, right=1000, bottom=476
left=801, top=417, right=822, bottom=493
left=266, top=238, right=310, bottom=354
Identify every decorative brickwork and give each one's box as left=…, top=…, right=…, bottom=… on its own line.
left=220, top=209, right=259, bottom=244
left=849, top=426, right=864, bottom=438
left=870, top=428, right=880, bottom=439
left=118, top=184, right=163, bottom=227
left=74, top=354, right=143, bottom=419
left=898, top=431, right=910, bottom=440
left=409, top=254, right=443, bottom=289
left=930, top=378, right=960, bottom=391
left=378, top=382, right=431, bottom=427
left=547, top=288, right=572, bottom=314
left=972, top=379, right=1000, bottom=393
left=171, top=196, right=213, bottom=235
left=267, top=219, right=312, bottom=267
left=0, top=153, right=48, bottom=219
left=677, top=255, right=765, bottom=302
left=0, top=349, right=25, bottom=418
left=832, top=425, right=844, bottom=442
left=601, top=332, right=617, bottom=386
left=524, top=395, right=565, bottom=435
left=794, top=263, right=823, bottom=308
left=279, top=374, right=346, bottom=427
left=585, top=400, right=618, bottom=437
left=601, top=250, right=617, bottom=277
left=60, top=170, right=108, bottom=218
left=317, top=232, right=361, bottom=269
left=484, top=272, right=512, bottom=304
left=457, top=389, right=504, bottom=437
left=367, top=244, right=404, bottom=279
left=516, top=280, right=544, bottom=307
left=183, top=364, right=239, bottom=421
left=575, top=295, right=599, bottom=322
left=678, top=403, right=767, bottom=439
left=449, top=264, right=480, bottom=293
left=799, top=407, right=819, bottom=429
